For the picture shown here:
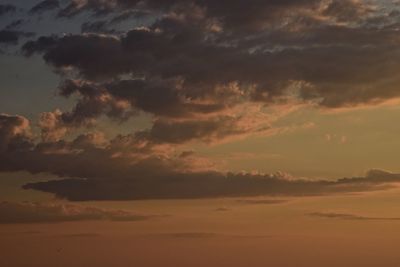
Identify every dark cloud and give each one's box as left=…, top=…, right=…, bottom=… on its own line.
left=0, top=201, right=152, bottom=223
left=81, top=20, right=113, bottom=33
left=54, top=0, right=377, bottom=34
left=110, top=10, right=152, bottom=24
left=0, top=30, right=34, bottom=44
left=37, top=80, right=133, bottom=138
left=0, top=4, right=16, bottom=16
left=59, top=233, right=101, bottom=238
left=308, top=212, right=400, bottom=221
left=134, top=117, right=244, bottom=144
left=236, top=199, right=288, bottom=205
left=22, top=8, right=400, bottom=111
left=34, top=77, right=258, bottom=143
left=321, top=0, right=373, bottom=23
left=214, top=207, right=230, bottom=212
left=0, top=114, right=32, bottom=152
left=57, top=0, right=321, bottom=30
left=146, top=232, right=271, bottom=239
left=151, top=232, right=218, bottom=239
left=29, top=0, right=59, bottom=14
left=5, top=19, right=24, bottom=30
left=22, top=169, right=400, bottom=201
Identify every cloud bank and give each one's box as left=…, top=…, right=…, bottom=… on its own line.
left=1, top=112, right=400, bottom=201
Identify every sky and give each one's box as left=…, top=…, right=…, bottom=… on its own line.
left=2, top=0, right=400, bottom=266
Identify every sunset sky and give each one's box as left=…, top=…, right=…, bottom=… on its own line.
left=2, top=0, right=400, bottom=266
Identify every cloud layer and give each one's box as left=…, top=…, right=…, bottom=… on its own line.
left=0, top=201, right=151, bottom=223
left=2, top=110, right=400, bottom=200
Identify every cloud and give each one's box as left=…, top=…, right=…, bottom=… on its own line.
left=29, top=0, right=60, bottom=14
left=22, top=168, right=400, bottom=201
left=236, top=199, right=289, bottom=205
left=0, top=201, right=153, bottom=224
left=2, top=1, right=400, bottom=202
left=134, top=117, right=247, bottom=144
left=0, top=4, right=16, bottom=16
left=29, top=78, right=288, bottom=144
left=146, top=232, right=271, bottom=239
left=214, top=207, right=230, bottom=212
left=0, top=113, right=32, bottom=152
left=0, top=30, right=34, bottom=44
left=308, top=212, right=400, bottom=221
left=81, top=20, right=113, bottom=33
left=5, top=19, right=25, bottom=30
left=59, top=233, right=101, bottom=238
left=321, top=0, right=374, bottom=23
left=22, top=5, right=400, bottom=112
left=1, top=114, right=400, bottom=201
left=59, top=0, right=368, bottom=34
left=152, top=232, right=219, bottom=239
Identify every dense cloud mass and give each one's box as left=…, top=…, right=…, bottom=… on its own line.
left=1, top=1, right=400, bottom=200
left=19, top=0, right=400, bottom=122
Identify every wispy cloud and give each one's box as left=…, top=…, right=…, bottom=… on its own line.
left=0, top=201, right=155, bottom=223
left=308, top=212, right=400, bottom=221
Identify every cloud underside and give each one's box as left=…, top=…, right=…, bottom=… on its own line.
left=0, top=201, right=151, bottom=224
left=1, top=1, right=400, bottom=200
left=21, top=174, right=399, bottom=201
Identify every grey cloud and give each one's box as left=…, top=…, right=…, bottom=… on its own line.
left=0, top=30, right=34, bottom=44
left=0, top=201, right=152, bottom=224
left=37, top=77, right=244, bottom=143
left=54, top=0, right=375, bottom=33
left=0, top=114, right=32, bottom=152
left=81, top=20, right=113, bottom=33
left=110, top=10, right=152, bottom=24
left=150, top=232, right=218, bottom=239
left=59, top=233, right=101, bottom=238
left=214, top=207, right=230, bottom=212
left=0, top=4, right=16, bottom=16
left=144, top=232, right=271, bottom=239
left=321, top=0, right=373, bottom=22
left=5, top=19, right=24, bottom=30
left=134, top=117, right=244, bottom=144
left=308, top=212, right=400, bottom=221
left=236, top=199, right=288, bottom=205
left=22, top=170, right=400, bottom=201
left=57, top=0, right=321, bottom=31
left=22, top=10, right=400, bottom=111
left=29, top=0, right=59, bottom=14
